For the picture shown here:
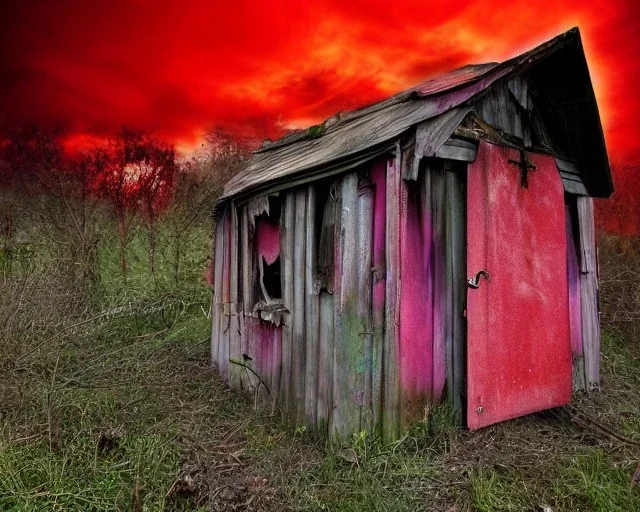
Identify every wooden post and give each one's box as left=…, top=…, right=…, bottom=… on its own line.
left=383, top=146, right=402, bottom=441
left=565, top=201, right=585, bottom=390
left=577, top=196, right=600, bottom=390
left=431, top=162, right=447, bottom=404
left=317, top=292, right=334, bottom=433
left=217, top=208, right=232, bottom=380
left=239, top=207, right=250, bottom=390
left=292, top=189, right=307, bottom=424
left=211, top=215, right=225, bottom=370
left=370, top=161, right=386, bottom=432
left=357, top=175, right=374, bottom=430
left=241, top=206, right=252, bottom=315
left=280, top=192, right=296, bottom=415
left=332, top=172, right=362, bottom=437
left=304, top=186, right=320, bottom=428
left=229, top=202, right=242, bottom=389
left=330, top=177, right=343, bottom=436
left=444, top=164, right=466, bottom=417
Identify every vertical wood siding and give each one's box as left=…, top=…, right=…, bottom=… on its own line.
left=212, top=73, right=603, bottom=437
left=399, top=163, right=434, bottom=425
left=332, top=173, right=361, bottom=437
left=565, top=201, right=585, bottom=390
left=218, top=209, right=232, bottom=381
left=396, top=159, right=462, bottom=427
left=430, top=164, right=447, bottom=404
left=444, top=166, right=467, bottom=416
left=211, top=213, right=225, bottom=371
left=292, top=190, right=307, bottom=423
left=304, top=188, right=319, bottom=426
left=358, top=175, right=374, bottom=431
left=280, top=195, right=295, bottom=413
left=383, top=152, right=402, bottom=441
left=577, top=197, right=600, bottom=390
left=229, top=203, right=242, bottom=389
left=211, top=155, right=466, bottom=437
left=370, top=161, right=387, bottom=432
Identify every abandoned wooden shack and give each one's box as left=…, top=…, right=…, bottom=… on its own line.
left=211, top=27, right=612, bottom=439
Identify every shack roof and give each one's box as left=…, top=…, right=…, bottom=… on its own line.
left=222, top=27, right=612, bottom=201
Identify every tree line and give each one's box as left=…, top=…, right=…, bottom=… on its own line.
left=0, top=125, right=249, bottom=293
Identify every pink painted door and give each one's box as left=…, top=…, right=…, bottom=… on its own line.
left=466, top=141, right=571, bottom=429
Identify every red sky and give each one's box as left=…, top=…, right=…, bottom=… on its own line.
left=1, top=0, right=639, bottom=165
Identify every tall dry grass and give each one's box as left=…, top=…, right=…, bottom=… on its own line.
left=598, top=234, right=640, bottom=342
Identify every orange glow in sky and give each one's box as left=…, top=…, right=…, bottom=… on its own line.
left=1, top=1, right=639, bottom=165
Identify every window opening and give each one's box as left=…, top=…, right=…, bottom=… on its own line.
left=255, top=196, right=282, bottom=304
left=314, top=180, right=337, bottom=293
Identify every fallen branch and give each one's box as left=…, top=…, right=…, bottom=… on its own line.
left=568, top=405, right=640, bottom=448
left=228, top=358, right=270, bottom=395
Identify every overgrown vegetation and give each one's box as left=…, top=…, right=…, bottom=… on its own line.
left=1, top=129, right=639, bottom=510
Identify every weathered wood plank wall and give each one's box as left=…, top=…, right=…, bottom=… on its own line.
left=218, top=209, right=232, bottom=381
left=211, top=152, right=469, bottom=438
left=211, top=73, right=604, bottom=436
left=292, top=190, right=307, bottom=423
left=396, top=158, right=465, bottom=428
left=475, top=76, right=532, bottom=146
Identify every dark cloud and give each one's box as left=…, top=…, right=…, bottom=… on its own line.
left=0, top=0, right=638, bottom=165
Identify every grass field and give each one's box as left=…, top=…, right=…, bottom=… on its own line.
left=1, top=229, right=640, bottom=511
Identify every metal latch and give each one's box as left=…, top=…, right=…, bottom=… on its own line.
left=467, top=270, right=490, bottom=289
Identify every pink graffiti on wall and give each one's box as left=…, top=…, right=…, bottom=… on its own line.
left=256, top=216, right=280, bottom=265
left=399, top=183, right=434, bottom=399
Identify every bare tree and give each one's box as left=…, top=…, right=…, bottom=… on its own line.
left=166, top=131, right=249, bottom=286
left=0, top=127, right=104, bottom=288
left=92, top=129, right=177, bottom=285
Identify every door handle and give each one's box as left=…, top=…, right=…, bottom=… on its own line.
left=467, top=270, right=490, bottom=289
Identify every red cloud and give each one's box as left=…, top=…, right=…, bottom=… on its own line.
left=1, top=0, right=639, bottom=167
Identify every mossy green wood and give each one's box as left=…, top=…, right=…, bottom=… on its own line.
left=304, top=186, right=320, bottom=428
left=332, top=173, right=364, bottom=437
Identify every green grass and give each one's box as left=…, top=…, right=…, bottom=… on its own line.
left=3, top=308, right=640, bottom=511
left=2, top=224, right=640, bottom=511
